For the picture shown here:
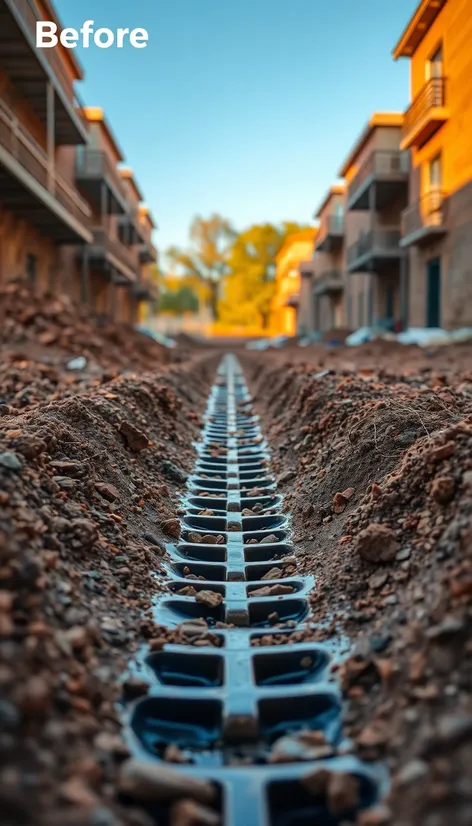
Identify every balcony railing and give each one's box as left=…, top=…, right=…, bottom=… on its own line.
left=91, top=228, right=138, bottom=279
left=315, top=214, right=344, bottom=251
left=314, top=269, right=344, bottom=296
left=0, top=100, right=91, bottom=227
left=5, top=0, right=88, bottom=133
left=347, top=227, right=402, bottom=270
left=348, top=150, right=409, bottom=206
left=401, top=190, right=448, bottom=245
left=402, top=77, right=447, bottom=148
left=76, top=148, right=128, bottom=204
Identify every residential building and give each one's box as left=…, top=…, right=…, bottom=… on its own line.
left=393, top=0, right=472, bottom=329
left=0, top=0, right=92, bottom=289
left=270, top=229, right=317, bottom=336
left=339, top=113, right=410, bottom=332
left=313, top=185, right=346, bottom=332
left=62, top=108, right=157, bottom=323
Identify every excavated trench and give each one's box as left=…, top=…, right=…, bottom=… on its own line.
left=121, top=355, right=387, bottom=825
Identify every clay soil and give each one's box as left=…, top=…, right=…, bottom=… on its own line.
left=2, top=290, right=472, bottom=826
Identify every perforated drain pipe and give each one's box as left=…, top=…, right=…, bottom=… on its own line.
left=124, top=355, right=385, bottom=825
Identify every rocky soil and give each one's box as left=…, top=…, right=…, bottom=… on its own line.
left=244, top=345, right=472, bottom=826
left=3, top=292, right=472, bottom=826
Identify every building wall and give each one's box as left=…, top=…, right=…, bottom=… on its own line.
left=0, top=208, right=59, bottom=290
left=405, top=0, right=472, bottom=328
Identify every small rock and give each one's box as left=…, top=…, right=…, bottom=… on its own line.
left=395, top=759, right=429, bottom=787
left=122, top=678, right=150, bottom=700
left=260, top=534, right=279, bottom=544
left=118, top=759, right=216, bottom=804
left=162, top=519, right=181, bottom=539
left=0, top=452, right=22, bottom=471
left=162, top=461, right=188, bottom=485
left=119, top=421, right=149, bottom=453
left=170, top=799, right=220, bottom=826
left=195, top=590, right=223, bottom=608
left=67, top=356, right=87, bottom=370
left=431, top=475, right=455, bottom=504
left=95, top=482, right=120, bottom=501
left=355, top=524, right=399, bottom=564
left=395, top=548, right=411, bottom=562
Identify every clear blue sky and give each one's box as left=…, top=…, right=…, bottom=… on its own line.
left=55, top=0, right=417, bottom=252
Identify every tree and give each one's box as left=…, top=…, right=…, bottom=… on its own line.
left=166, top=214, right=235, bottom=320
left=219, top=222, right=311, bottom=329
left=159, top=284, right=199, bottom=315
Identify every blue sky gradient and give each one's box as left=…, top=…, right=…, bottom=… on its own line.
left=55, top=0, right=417, bottom=250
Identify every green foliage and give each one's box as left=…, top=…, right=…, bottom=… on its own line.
left=159, top=284, right=199, bottom=316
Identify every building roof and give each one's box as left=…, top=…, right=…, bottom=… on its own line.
left=276, top=229, right=317, bottom=266
left=393, top=0, right=448, bottom=59
left=338, top=112, right=404, bottom=177
left=120, top=168, right=144, bottom=203
left=83, top=108, right=125, bottom=163
left=313, top=184, right=345, bottom=219
left=139, top=205, right=157, bottom=229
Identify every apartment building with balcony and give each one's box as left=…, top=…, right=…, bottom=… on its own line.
left=393, top=0, right=472, bottom=329
left=312, top=185, right=346, bottom=332
left=340, top=113, right=410, bottom=331
left=0, top=0, right=92, bottom=289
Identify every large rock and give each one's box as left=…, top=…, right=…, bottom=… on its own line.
left=355, top=524, right=399, bottom=564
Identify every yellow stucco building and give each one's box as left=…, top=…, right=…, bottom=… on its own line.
left=270, top=229, right=317, bottom=335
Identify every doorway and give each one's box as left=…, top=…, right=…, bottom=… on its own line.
left=426, top=258, right=441, bottom=328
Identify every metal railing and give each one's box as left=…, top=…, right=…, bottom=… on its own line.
left=316, top=213, right=344, bottom=249
left=347, top=227, right=402, bottom=267
left=314, top=269, right=343, bottom=292
left=6, top=0, right=88, bottom=133
left=92, top=228, right=139, bottom=277
left=0, top=100, right=91, bottom=226
left=403, top=77, right=447, bottom=143
left=76, top=148, right=128, bottom=204
left=401, top=190, right=447, bottom=239
left=348, top=150, right=409, bottom=202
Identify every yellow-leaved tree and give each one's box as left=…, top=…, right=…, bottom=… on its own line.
left=219, top=222, right=310, bottom=329
left=166, top=214, right=236, bottom=320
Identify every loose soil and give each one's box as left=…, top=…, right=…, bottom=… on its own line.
left=243, top=345, right=472, bottom=826
left=2, top=297, right=472, bottom=826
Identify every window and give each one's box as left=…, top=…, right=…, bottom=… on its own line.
left=429, top=152, right=442, bottom=190
left=426, top=43, right=443, bottom=80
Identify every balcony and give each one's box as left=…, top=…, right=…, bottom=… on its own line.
left=347, top=227, right=404, bottom=274
left=401, top=78, right=448, bottom=150
left=315, top=214, right=344, bottom=253
left=76, top=149, right=128, bottom=214
left=132, top=280, right=158, bottom=302
left=0, top=0, right=88, bottom=144
left=400, top=190, right=448, bottom=247
left=86, top=228, right=138, bottom=283
left=139, top=240, right=158, bottom=264
left=0, top=100, right=91, bottom=243
left=313, top=270, right=344, bottom=297
left=347, top=150, right=409, bottom=211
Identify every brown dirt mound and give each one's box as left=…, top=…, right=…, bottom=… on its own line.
left=244, top=351, right=472, bottom=826
left=0, top=354, right=218, bottom=826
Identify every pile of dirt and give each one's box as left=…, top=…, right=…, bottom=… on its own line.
left=0, top=354, right=218, bottom=826
left=244, top=352, right=472, bottom=826
left=0, top=281, right=180, bottom=410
